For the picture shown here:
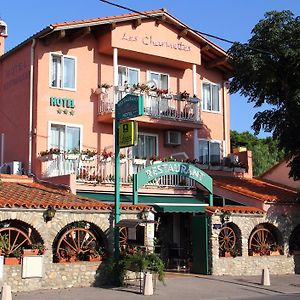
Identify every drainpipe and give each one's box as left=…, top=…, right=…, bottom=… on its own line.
left=28, top=39, right=36, bottom=175
left=192, top=64, right=198, bottom=159
left=0, top=133, right=4, bottom=166
left=222, top=81, right=229, bottom=156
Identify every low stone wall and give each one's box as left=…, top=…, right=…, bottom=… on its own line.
left=3, top=261, right=104, bottom=292
left=212, top=255, right=295, bottom=276
left=209, top=212, right=299, bottom=276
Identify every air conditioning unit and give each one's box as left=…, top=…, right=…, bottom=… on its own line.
left=165, top=131, right=181, bottom=146
left=7, top=161, right=22, bottom=175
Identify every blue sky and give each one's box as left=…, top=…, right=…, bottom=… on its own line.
left=1, top=0, right=299, bottom=138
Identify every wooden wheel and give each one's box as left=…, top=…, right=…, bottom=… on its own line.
left=219, top=226, right=236, bottom=252
left=56, top=227, right=98, bottom=259
left=249, top=227, right=276, bottom=255
left=119, top=227, right=128, bottom=249
left=0, top=227, right=32, bottom=256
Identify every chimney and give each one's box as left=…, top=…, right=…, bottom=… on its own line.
left=0, top=19, right=8, bottom=56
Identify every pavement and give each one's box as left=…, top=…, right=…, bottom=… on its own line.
left=12, top=273, right=300, bottom=300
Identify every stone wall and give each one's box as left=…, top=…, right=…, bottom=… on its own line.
left=0, top=208, right=140, bottom=292
left=210, top=211, right=300, bottom=276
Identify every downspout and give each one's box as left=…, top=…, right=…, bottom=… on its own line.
left=222, top=81, right=229, bottom=156
left=192, top=63, right=198, bottom=160
left=28, top=39, right=36, bottom=175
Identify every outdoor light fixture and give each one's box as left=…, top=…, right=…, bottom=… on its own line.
left=44, top=206, right=56, bottom=222
left=221, top=211, right=232, bottom=224
left=140, top=208, right=150, bottom=220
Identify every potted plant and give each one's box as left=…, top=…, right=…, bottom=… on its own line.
left=5, top=248, right=22, bottom=265
left=270, top=244, right=282, bottom=256
left=81, top=149, right=97, bottom=160
left=87, top=247, right=105, bottom=262
left=65, top=148, right=81, bottom=160
left=38, top=148, right=61, bottom=161
left=32, top=242, right=46, bottom=255
left=96, top=83, right=112, bottom=93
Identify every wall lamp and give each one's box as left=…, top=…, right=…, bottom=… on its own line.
left=221, top=211, right=232, bottom=224
left=44, top=206, right=56, bottom=222
left=140, top=208, right=150, bottom=220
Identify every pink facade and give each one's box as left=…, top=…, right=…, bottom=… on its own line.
left=0, top=9, right=237, bottom=193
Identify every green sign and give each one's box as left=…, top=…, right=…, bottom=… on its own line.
left=116, top=94, right=144, bottom=121
left=50, top=96, right=75, bottom=108
left=119, top=121, right=138, bottom=148
left=136, top=162, right=213, bottom=193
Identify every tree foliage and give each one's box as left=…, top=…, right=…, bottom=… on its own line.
left=231, top=130, right=284, bottom=177
left=228, top=10, right=300, bottom=180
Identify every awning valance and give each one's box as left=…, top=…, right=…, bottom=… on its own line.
left=154, top=204, right=207, bottom=213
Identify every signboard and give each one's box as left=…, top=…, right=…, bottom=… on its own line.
left=119, top=121, right=138, bottom=148
left=116, top=94, right=144, bottom=121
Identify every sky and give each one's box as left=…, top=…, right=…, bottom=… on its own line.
left=1, top=0, right=299, bottom=138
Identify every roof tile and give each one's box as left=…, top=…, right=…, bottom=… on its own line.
left=213, top=176, right=297, bottom=203
left=206, top=205, right=265, bottom=214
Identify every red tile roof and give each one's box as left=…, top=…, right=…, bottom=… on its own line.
left=206, top=205, right=265, bottom=215
left=52, top=9, right=165, bottom=28
left=0, top=180, right=151, bottom=212
left=213, top=176, right=297, bottom=203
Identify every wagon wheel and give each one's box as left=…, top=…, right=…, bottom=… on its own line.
left=218, top=226, right=236, bottom=252
left=249, top=227, right=276, bottom=255
left=119, top=227, right=128, bottom=249
left=0, top=227, right=32, bottom=256
left=56, top=228, right=98, bottom=259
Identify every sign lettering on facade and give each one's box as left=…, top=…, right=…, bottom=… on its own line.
left=122, top=33, right=191, bottom=52
left=50, top=97, right=75, bottom=108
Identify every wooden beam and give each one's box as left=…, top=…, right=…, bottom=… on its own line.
left=68, top=27, right=91, bottom=42
left=178, top=28, right=188, bottom=39
left=111, top=22, right=117, bottom=30
left=155, top=15, right=166, bottom=26
left=132, top=18, right=142, bottom=29
left=42, top=30, right=66, bottom=46
left=201, top=44, right=212, bottom=52
left=205, top=57, right=228, bottom=69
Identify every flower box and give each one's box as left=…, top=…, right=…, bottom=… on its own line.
left=81, top=155, right=97, bottom=161
left=270, top=250, right=281, bottom=256
left=134, top=159, right=147, bottom=165
left=38, top=154, right=58, bottom=162
left=4, top=257, right=20, bottom=265
left=23, top=249, right=39, bottom=256
left=209, top=165, right=222, bottom=171
left=65, top=153, right=80, bottom=160
left=198, top=164, right=209, bottom=170
left=87, top=255, right=102, bottom=262
left=234, top=167, right=246, bottom=173
left=224, top=251, right=232, bottom=258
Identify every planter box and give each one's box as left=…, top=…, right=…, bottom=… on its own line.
left=198, top=164, right=209, bottom=170
left=65, top=154, right=80, bottom=160
left=270, top=250, right=281, bottom=256
left=38, top=154, right=58, bottom=162
left=87, top=255, right=102, bottom=262
left=23, top=249, right=39, bottom=256
left=234, top=167, right=246, bottom=173
left=81, top=155, right=97, bottom=161
left=134, top=159, right=147, bottom=165
left=4, top=257, right=20, bottom=265
left=209, top=165, right=222, bottom=171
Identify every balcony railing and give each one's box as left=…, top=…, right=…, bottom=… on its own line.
left=40, top=154, right=196, bottom=189
left=98, top=87, right=200, bottom=122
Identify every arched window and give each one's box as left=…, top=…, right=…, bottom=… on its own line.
left=289, top=224, right=300, bottom=255
left=248, top=223, right=283, bottom=256
left=0, top=220, right=44, bottom=264
left=53, top=221, right=108, bottom=263
left=218, top=222, right=242, bottom=257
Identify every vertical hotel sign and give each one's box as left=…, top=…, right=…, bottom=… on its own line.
left=119, top=121, right=138, bottom=148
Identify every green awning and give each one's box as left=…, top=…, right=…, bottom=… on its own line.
left=153, top=204, right=207, bottom=213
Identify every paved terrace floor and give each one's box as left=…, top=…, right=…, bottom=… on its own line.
left=12, top=273, right=300, bottom=300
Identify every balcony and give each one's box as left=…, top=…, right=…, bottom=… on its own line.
left=40, top=154, right=197, bottom=189
left=97, top=87, right=201, bottom=128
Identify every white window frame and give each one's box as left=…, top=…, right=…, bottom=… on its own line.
left=118, top=65, right=140, bottom=86
left=49, top=52, right=77, bottom=91
left=134, top=132, right=159, bottom=158
left=147, top=71, right=170, bottom=90
left=198, top=138, right=222, bottom=164
left=48, top=121, right=83, bottom=152
left=201, top=81, right=221, bottom=113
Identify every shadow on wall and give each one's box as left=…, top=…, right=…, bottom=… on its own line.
left=294, top=256, right=300, bottom=274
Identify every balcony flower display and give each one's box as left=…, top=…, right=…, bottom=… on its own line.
left=81, top=149, right=98, bottom=160
left=38, top=148, right=61, bottom=161
left=100, top=150, right=113, bottom=161
left=96, top=83, right=112, bottom=94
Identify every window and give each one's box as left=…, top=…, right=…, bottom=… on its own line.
left=199, top=139, right=221, bottom=164
left=149, top=71, right=169, bottom=90
left=50, top=123, right=81, bottom=152
left=202, top=82, right=220, bottom=112
left=51, top=54, right=76, bottom=89
left=118, top=66, right=139, bottom=86
left=133, top=133, right=158, bottom=158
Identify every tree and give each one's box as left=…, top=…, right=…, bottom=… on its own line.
left=228, top=10, right=300, bottom=180
left=230, top=130, right=284, bottom=176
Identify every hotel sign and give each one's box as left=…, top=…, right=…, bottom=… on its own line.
left=119, top=121, right=138, bottom=148
left=116, top=94, right=144, bottom=121
left=50, top=97, right=75, bottom=115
